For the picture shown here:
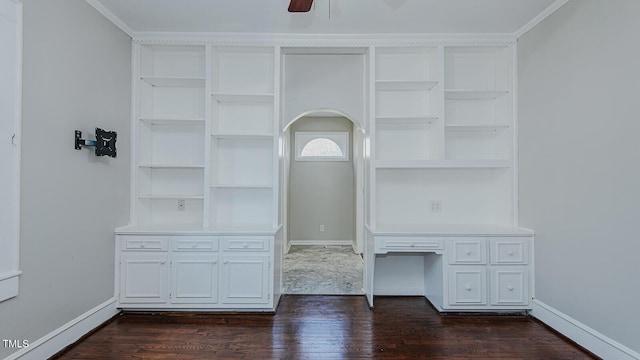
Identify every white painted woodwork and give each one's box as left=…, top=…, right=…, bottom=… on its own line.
left=370, top=228, right=533, bottom=312
left=221, top=254, right=270, bottom=304
left=126, top=39, right=529, bottom=313
left=0, top=0, right=22, bottom=302
left=120, top=253, right=169, bottom=304
left=171, top=254, right=219, bottom=304
left=116, top=233, right=277, bottom=310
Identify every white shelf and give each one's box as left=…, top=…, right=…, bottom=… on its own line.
left=376, top=116, right=439, bottom=124
left=139, top=164, right=205, bottom=169
left=375, top=160, right=511, bottom=169
left=139, top=118, right=205, bottom=126
left=140, top=76, right=205, bottom=87
left=212, top=134, right=273, bottom=140
left=368, top=224, right=534, bottom=237
left=445, top=124, right=509, bottom=132
left=212, top=93, right=274, bottom=102
left=375, top=80, right=438, bottom=91
left=445, top=90, right=509, bottom=100
left=138, top=195, right=204, bottom=200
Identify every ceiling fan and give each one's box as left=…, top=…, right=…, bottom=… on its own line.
left=288, top=0, right=313, bottom=12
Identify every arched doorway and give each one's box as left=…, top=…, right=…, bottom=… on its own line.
left=281, top=109, right=365, bottom=294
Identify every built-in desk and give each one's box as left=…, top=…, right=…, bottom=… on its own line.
left=366, top=225, right=534, bottom=312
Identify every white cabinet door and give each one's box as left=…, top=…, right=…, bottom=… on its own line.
left=447, top=267, right=487, bottom=306
left=220, top=254, right=270, bottom=304
left=120, top=253, right=169, bottom=304
left=171, top=254, right=219, bottom=304
left=490, top=267, right=529, bottom=306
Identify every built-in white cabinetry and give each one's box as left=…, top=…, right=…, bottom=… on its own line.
left=116, top=234, right=276, bottom=310
left=371, top=229, right=532, bottom=312
left=372, top=45, right=514, bottom=229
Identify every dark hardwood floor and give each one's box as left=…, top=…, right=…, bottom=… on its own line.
left=54, top=296, right=597, bottom=359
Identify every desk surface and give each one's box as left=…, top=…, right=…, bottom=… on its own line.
left=367, top=224, right=534, bottom=237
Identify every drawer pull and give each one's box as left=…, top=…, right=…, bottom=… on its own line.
left=465, top=249, right=472, bottom=255
left=507, top=250, right=514, bottom=256
left=160, top=260, right=165, bottom=265
left=191, top=243, right=198, bottom=248
left=223, top=260, right=229, bottom=264
left=507, top=285, right=514, bottom=291
left=465, top=284, right=472, bottom=291
left=410, top=243, right=415, bottom=247
left=243, top=243, right=249, bottom=248
left=140, top=243, right=146, bottom=248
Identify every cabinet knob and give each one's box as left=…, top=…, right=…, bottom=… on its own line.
left=140, top=243, right=146, bottom=248
left=410, top=243, right=415, bottom=247
left=507, top=285, right=514, bottom=291
left=465, top=284, right=472, bottom=291
left=243, top=243, right=249, bottom=248
left=223, top=260, right=229, bottom=264
left=192, top=243, right=198, bottom=248
left=465, top=249, right=472, bottom=255
left=507, top=250, right=514, bottom=256
left=160, top=261, right=165, bottom=265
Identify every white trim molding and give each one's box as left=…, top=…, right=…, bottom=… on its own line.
left=85, top=0, right=134, bottom=37
left=531, top=299, right=640, bottom=360
left=4, top=298, right=119, bottom=360
left=0, top=0, right=22, bottom=304
left=515, top=0, right=572, bottom=39
left=289, top=240, right=354, bottom=247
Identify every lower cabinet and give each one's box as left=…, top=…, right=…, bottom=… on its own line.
left=120, top=253, right=169, bottom=304
left=221, top=254, right=270, bottom=304
left=116, top=234, right=274, bottom=310
left=171, top=254, right=219, bottom=304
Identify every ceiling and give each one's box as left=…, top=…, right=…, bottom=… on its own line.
left=89, top=0, right=562, bottom=35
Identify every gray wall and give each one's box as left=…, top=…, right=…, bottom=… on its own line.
left=0, top=1, right=131, bottom=358
left=518, top=0, right=640, bottom=353
left=288, top=117, right=355, bottom=243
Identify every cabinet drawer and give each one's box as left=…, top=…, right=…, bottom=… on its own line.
left=490, top=238, right=529, bottom=264
left=121, top=236, right=168, bottom=251
left=449, top=238, right=486, bottom=264
left=447, top=267, right=487, bottom=306
left=222, top=237, right=270, bottom=252
left=377, top=236, right=444, bottom=252
left=172, top=236, right=219, bottom=252
left=491, top=267, right=529, bottom=306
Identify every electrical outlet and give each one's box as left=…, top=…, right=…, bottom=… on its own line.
left=430, top=200, right=442, bottom=213
left=320, top=224, right=325, bottom=232
left=177, top=199, right=185, bottom=211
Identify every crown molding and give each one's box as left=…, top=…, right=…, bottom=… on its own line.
left=131, top=32, right=516, bottom=47
left=515, top=0, right=571, bottom=39
left=85, top=0, right=134, bottom=37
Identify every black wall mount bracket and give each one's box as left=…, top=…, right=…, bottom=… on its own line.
left=75, top=128, right=117, bottom=158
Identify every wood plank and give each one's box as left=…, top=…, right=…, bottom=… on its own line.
left=53, top=296, right=598, bottom=359
left=288, top=0, right=313, bottom=13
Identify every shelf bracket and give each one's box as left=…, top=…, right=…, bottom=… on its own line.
left=75, top=128, right=117, bottom=158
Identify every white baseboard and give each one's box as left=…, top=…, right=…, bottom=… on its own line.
left=5, top=297, right=119, bottom=360
left=531, top=299, right=640, bottom=360
left=289, top=240, right=353, bottom=247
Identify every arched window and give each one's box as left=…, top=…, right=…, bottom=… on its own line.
left=295, top=132, right=349, bottom=161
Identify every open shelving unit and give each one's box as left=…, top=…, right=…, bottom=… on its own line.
left=209, top=46, right=276, bottom=229
left=372, top=45, right=515, bottom=228
left=135, top=45, right=207, bottom=227
left=133, top=44, right=278, bottom=230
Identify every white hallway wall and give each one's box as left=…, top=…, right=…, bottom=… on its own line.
left=0, top=0, right=131, bottom=358
left=518, top=0, right=640, bottom=355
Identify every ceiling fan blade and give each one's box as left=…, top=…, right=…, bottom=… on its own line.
left=288, top=0, right=313, bottom=12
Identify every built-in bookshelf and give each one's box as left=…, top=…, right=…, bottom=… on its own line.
left=372, top=45, right=514, bottom=228
left=134, top=45, right=277, bottom=229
